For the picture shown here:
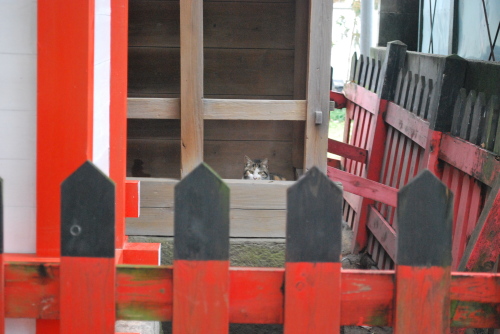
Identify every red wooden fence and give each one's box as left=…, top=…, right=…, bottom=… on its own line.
left=328, top=41, right=500, bottom=275
left=1, top=162, right=499, bottom=332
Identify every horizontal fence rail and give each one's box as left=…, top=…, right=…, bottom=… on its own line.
left=1, top=162, right=500, bottom=332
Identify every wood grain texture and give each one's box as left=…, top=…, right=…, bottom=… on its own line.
left=343, top=82, right=379, bottom=115
left=366, top=205, right=396, bottom=261
left=327, top=167, right=397, bottom=207
left=303, top=0, right=332, bottom=172
left=60, top=258, right=115, bottom=334
left=180, top=0, right=204, bottom=177
left=328, top=138, right=368, bottom=163
left=3, top=261, right=500, bottom=327
left=385, top=102, right=429, bottom=148
left=126, top=207, right=286, bottom=238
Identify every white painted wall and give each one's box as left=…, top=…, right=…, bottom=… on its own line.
left=93, top=0, right=111, bottom=176
left=0, top=0, right=37, bottom=332
left=0, top=1, right=112, bottom=332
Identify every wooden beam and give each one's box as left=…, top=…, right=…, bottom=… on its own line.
left=343, top=82, right=379, bottom=115
left=439, top=133, right=500, bottom=187
left=128, top=98, right=306, bottom=121
left=303, top=0, right=332, bottom=173
left=4, top=261, right=500, bottom=328
left=328, top=138, right=368, bottom=163
left=327, top=167, right=397, bottom=207
left=203, top=99, right=306, bottom=120
left=366, top=205, right=396, bottom=261
left=385, top=102, right=429, bottom=148
left=180, top=0, right=204, bottom=177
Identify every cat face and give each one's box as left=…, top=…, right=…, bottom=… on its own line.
left=243, top=155, right=270, bottom=180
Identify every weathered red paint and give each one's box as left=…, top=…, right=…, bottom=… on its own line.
left=2, top=262, right=500, bottom=327
left=327, top=167, right=398, bottom=207
left=330, top=91, right=347, bottom=109
left=343, top=82, right=380, bottom=115
left=284, top=262, right=341, bottom=333
left=173, top=260, right=229, bottom=333
left=60, top=257, right=115, bottom=333
left=439, top=133, right=500, bottom=187
left=394, top=265, right=451, bottom=333
left=328, top=138, right=368, bottom=163
left=385, top=102, right=429, bottom=148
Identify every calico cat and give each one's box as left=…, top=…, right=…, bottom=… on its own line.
left=243, top=155, right=286, bottom=180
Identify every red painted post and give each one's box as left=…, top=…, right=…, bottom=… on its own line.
left=284, top=167, right=343, bottom=333
left=110, top=0, right=129, bottom=249
left=173, top=164, right=230, bottom=333
left=394, top=170, right=453, bottom=333
left=60, top=162, right=115, bottom=333
left=351, top=41, right=407, bottom=253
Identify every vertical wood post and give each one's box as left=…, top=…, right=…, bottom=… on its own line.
left=60, top=162, right=115, bottom=334
left=0, top=178, right=4, bottom=334
left=284, top=167, right=342, bottom=333
left=180, top=0, right=204, bottom=177
left=173, top=163, right=230, bottom=333
left=303, top=0, right=332, bottom=173
left=352, top=41, right=407, bottom=253
left=394, top=170, right=453, bottom=333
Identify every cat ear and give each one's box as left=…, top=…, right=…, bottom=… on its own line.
left=245, top=155, right=252, bottom=164
left=261, top=158, right=268, bottom=166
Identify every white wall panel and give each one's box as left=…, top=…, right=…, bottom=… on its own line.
left=0, top=1, right=38, bottom=332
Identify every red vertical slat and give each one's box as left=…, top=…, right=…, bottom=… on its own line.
left=452, top=175, right=473, bottom=269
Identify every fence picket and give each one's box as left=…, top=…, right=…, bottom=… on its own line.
left=284, top=167, right=342, bottom=334
left=60, top=161, right=116, bottom=334
left=469, top=92, right=486, bottom=145
left=423, top=78, right=434, bottom=120
left=173, top=163, right=230, bottom=333
left=395, top=170, right=453, bottom=333
left=408, top=73, right=419, bottom=111
left=356, top=54, right=364, bottom=85
left=483, top=95, right=499, bottom=151
left=394, top=68, right=406, bottom=105
left=451, top=88, right=467, bottom=136
left=459, top=90, right=477, bottom=141
left=412, top=75, right=425, bottom=116
left=350, top=52, right=358, bottom=82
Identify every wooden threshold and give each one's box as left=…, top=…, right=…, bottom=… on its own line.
left=128, top=98, right=307, bottom=121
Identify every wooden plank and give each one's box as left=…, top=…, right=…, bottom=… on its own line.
left=173, top=164, right=230, bottom=333
left=452, top=175, right=473, bottom=269
left=327, top=138, right=368, bottom=163
left=284, top=168, right=342, bottom=333
left=203, top=99, right=306, bottom=121
left=469, top=92, right=486, bottom=145
left=366, top=205, right=396, bottom=261
left=343, top=82, right=379, bottom=115
left=450, top=89, right=467, bottom=137
left=128, top=47, right=294, bottom=98
left=180, top=0, right=204, bottom=177
left=395, top=170, right=453, bottom=333
left=483, top=95, right=500, bottom=151
left=458, top=177, right=500, bottom=272
left=327, top=167, right=397, bottom=207
left=125, top=180, right=140, bottom=218
left=303, top=0, right=332, bottom=173
left=60, top=162, right=115, bottom=334
left=385, top=102, right=429, bottom=148
left=439, top=133, right=500, bottom=187
left=126, top=207, right=286, bottom=238
left=459, top=91, right=477, bottom=141
left=4, top=260, right=500, bottom=327
left=128, top=1, right=294, bottom=49
left=129, top=98, right=307, bottom=120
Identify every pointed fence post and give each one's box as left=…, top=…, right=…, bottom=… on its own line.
left=394, top=170, right=453, bottom=333
left=60, top=162, right=115, bottom=333
left=284, top=167, right=343, bottom=334
left=0, top=178, right=4, bottom=334
left=173, top=163, right=230, bottom=333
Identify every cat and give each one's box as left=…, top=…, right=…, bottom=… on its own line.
left=243, top=155, right=286, bottom=180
